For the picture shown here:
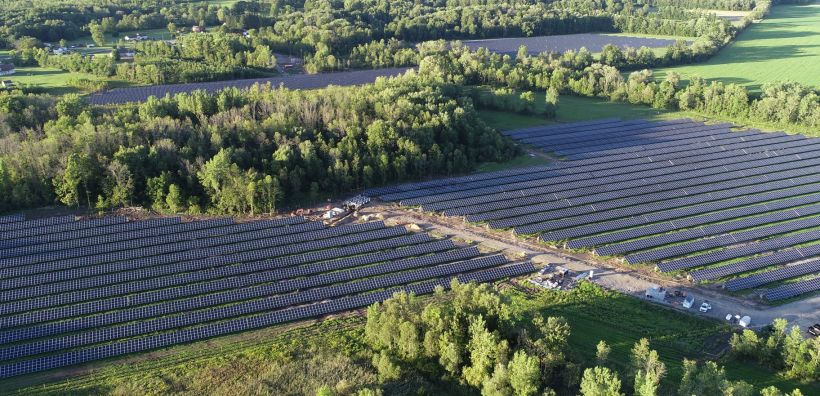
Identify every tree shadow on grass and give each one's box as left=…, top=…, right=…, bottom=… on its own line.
left=707, top=44, right=819, bottom=66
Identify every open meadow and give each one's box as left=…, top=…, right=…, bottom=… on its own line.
left=655, top=4, right=820, bottom=91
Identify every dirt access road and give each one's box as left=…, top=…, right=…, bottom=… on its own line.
left=367, top=203, right=820, bottom=332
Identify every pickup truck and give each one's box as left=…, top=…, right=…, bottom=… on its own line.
left=699, top=301, right=712, bottom=313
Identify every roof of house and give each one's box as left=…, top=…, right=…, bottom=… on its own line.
left=0, top=64, right=14, bottom=72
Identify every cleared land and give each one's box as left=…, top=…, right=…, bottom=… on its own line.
left=366, top=119, right=820, bottom=302
left=460, top=33, right=687, bottom=55
left=655, top=4, right=820, bottom=91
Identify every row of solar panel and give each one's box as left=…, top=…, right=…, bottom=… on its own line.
left=0, top=233, right=436, bottom=329
left=0, top=262, right=534, bottom=378
left=473, top=149, right=820, bottom=227
left=513, top=173, right=820, bottom=235
left=625, top=215, right=820, bottom=264
left=547, top=124, right=739, bottom=157
left=520, top=120, right=719, bottom=149
left=511, top=119, right=696, bottom=144
left=0, top=224, right=406, bottom=306
left=530, top=122, right=735, bottom=154
left=0, top=254, right=510, bottom=360
left=0, top=217, right=175, bottom=249
left=545, top=186, right=820, bottom=243
left=763, top=276, right=820, bottom=301
left=0, top=240, right=458, bottom=340
left=0, top=218, right=236, bottom=258
left=0, top=250, right=497, bottom=349
left=400, top=131, right=820, bottom=208
left=0, top=216, right=129, bottom=243
left=657, top=228, right=820, bottom=272
left=0, top=226, right=418, bottom=302
left=724, top=260, right=820, bottom=291
left=688, top=243, right=820, bottom=282
left=429, top=133, right=809, bottom=214
left=0, top=217, right=324, bottom=280
left=0, top=213, right=24, bottom=224
left=0, top=215, right=74, bottom=233
left=567, top=193, right=820, bottom=248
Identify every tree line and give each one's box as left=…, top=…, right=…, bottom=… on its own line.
left=362, top=280, right=810, bottom=396
left=4, top=0, right=746, bottom=82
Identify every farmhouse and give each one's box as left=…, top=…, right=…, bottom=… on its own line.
left=0, top=63, right=16, bottom=76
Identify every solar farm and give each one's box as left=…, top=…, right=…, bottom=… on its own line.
left=366, top=118, right=820, bottom=302
left=0, top=213, right=532, bottom=378
left=86, top=67, right=412, bottom=105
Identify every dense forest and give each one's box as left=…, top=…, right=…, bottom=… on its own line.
left=0, top=69, right=520, bottom=214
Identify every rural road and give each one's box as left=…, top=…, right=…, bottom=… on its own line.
left=376, top=205, right=820, bottom=333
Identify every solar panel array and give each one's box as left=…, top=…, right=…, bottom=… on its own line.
left=86, top=67, right=412, bottom=105
left=368, top=118, right=820, bottom=300
left=0, top=214, right=532, bottom=378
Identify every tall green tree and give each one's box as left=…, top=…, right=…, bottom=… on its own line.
left=580, top=367, right=624, bottom=396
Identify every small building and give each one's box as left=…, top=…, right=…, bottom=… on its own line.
left=0, top=64, right=15, bottom=76
left=53, top=47, right=70, bottom=55
left=739, top=316, right=752, bottom=328
left=1, top=80, right=14, bottom=88
left=682, top=295, right=695, bottom=308
left=116, top=48, right=136, bottom=60
left=192, top=25, right=205, bottom=33
left=645, top=286, right=666, bottom=300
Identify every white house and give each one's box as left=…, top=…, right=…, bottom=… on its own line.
left=0, top=64, right=15, bottom=76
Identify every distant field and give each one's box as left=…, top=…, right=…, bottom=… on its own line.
left=2, top=66, right=115, bottom=95
left=655, top=4, right=820, bottom=91
left=459, top=33, right=688, bottom=56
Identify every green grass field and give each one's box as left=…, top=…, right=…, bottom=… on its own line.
left=1, top=66, right=116, bottom=95
left=655, top=4, right=820, bottom=91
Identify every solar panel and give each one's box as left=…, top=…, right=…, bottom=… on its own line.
left=723, top=259, right=820, bottom=290
left=763, top=276, right=820, bottom=301
left=0, top=262, right=534, bottom=378
left=0, top=213, right=24, bottom=224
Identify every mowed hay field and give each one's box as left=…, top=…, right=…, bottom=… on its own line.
left=655, top=4, right=820, bottom=91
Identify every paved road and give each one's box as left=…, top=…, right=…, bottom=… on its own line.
left=86, top=67, right=413, bottom=105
